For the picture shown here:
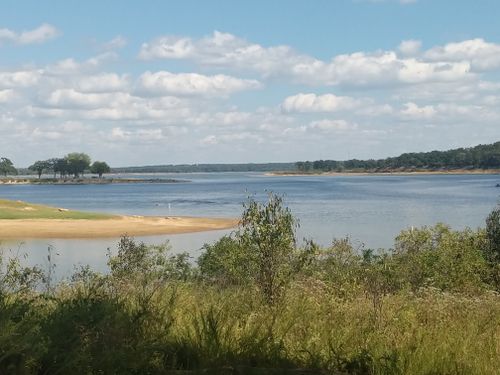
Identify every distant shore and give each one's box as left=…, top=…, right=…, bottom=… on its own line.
left=266, top=169, right=500, bottom=177
left=0, top=177, right=188, bottom=185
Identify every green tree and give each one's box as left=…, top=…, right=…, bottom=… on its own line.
left=485, top=206, right=500, bottom=264
left=90, top=161, right=111, bottom=178
left=65, top=153, right=91, bottom=178
left=53, top=158, right=68, bottom=178
left=237, top=193, right=299, bottom=304
left=0, top=157, right=17, bottom=177
left=28, top=160, right=51, bottom=179
left=198, top=236, right=252, bottom=286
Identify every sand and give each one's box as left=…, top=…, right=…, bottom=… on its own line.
left=0, top=215, right=238, bottom=239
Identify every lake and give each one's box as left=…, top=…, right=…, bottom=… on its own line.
left=0, top=172, right=499, bottom=278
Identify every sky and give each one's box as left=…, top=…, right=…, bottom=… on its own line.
left=1, top=0, right=500, bottom=167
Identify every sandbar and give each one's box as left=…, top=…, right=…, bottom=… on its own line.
left=0, top=215, right=238, bottom=239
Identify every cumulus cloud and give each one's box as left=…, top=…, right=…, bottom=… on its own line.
left=44, top=89, right=130, bottom=109
left=47, top=53, right=118, bottom=75
left=0, top=23, right=59, bottom=45
left=0, top=89, right=15, bottom=103
left=2, top=30, right=500, bottom=165
left=308, top=119, right=358, bottom=132
left=398, top=40, right=422, bottom=56
left=401, top=102, right=436, bottom=119
left=137, top=71, right=261, bottom=96
left=138, top=31, right=480, bottom=87
left=424, top=38, right=500, bottom=71
left=75, top=73, right=130, bottom=93
left=0, top=70, right=42, bottom=88
left=282, top=93, right=363, bottom=113
left=139, top=31, right=319, bottom=80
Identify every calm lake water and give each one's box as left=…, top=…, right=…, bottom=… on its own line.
left=1, top=172, right=499, bottom=278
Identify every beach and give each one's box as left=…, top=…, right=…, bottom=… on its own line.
left=0, top=215, right=238, bottom=239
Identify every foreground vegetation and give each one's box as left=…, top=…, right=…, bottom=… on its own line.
left=1, top=195, right=499, bottom=374
left=0, top=199, right=115, bottom=220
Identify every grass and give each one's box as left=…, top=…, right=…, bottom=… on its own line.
left=1, top=197, right=499, bottom=373
left=0, top=199, right=116, bottom=220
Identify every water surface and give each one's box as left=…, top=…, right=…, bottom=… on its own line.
left=1, top=172, right=498, bottom=278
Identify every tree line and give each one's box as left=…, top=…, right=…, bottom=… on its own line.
left=296, top=141, right=500, bottom=172
left=0, top=153, right=111, bottom=178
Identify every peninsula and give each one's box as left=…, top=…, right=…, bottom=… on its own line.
left=0, top=199, right=237, bottom=239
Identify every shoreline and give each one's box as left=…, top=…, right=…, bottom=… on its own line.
left=0, top=177, right=188, bottom=185
left=0, top=215, right=238, bottom=239
left=266, top=169, right=500, bottom=177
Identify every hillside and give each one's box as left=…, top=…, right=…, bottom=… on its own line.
left=295, top=141, right=500, bottom=172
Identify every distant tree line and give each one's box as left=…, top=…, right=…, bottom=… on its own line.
left=113, top=162, right=296, bottom=174
left=0, top=153, right=111, bottom=179
left=296, top=141, right=500, bottom=172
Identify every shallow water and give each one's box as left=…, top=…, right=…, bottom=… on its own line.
left=0, top=172, right=499, bottom=278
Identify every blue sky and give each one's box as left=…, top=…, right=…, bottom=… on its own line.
left=1, top=0, right=499, bottom=166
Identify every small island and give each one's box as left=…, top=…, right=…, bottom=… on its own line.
left=0, top=199, right=237, bottom=239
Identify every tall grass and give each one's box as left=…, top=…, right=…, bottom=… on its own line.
left=1, top=245, right=499, bottom=373
left=1, top=200, right=499, bottom=373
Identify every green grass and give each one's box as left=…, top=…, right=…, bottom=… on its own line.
left=0, top=199, right=116, bottom=220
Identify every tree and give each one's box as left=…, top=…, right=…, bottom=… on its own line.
left=28, top=160, right=51, bottom=179
left=65, top=153, right=91, bottom=178
left=0, top=157, right=17, bottom=176
left=90, top=161, right=111, bottom=178
left=198, top=193, right=312, bottom=303
left=237, top=193, right=299, bottom=304
left=485, top=206, right=500, bottom=264
left=53, top=158, right=69, bottom=178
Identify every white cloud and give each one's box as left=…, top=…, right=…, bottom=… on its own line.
left=424, top=38, right=500, bottom=72
left=75, top=73, right=130, bottom=93
left=108, top=127, right=165, bottom=143
left=0, top=70, right=42, bottom=89
left=139, top=31, right=318, bottom=80
left=308, top=119, right=358, bottom=132
left=47, top=52, right=117, bottom=75
left=101, top=35, right=127, bottom=51
left=0, top=89, right=15, bottom=103
left=399, top=40, right=422, bottom=56
left=44, top=89, right=129, bottom=109
left=282, top=93, right=362, bottom=113
left=138, top=31, right=478, bottom=87
left=0, top=23, right=59, bottom=45
left=137, top=71, right=261, bottom=96
left=401, top=102, right=436, bottom=119
left=139, top=36, right=194, bottom=59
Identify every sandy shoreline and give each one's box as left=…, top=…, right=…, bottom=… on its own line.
left=0, top=215, right=238, bottom=239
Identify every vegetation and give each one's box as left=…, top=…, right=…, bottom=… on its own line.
left=0, top=196, right=499, bottom=374
left=0, top=157, right=17, bottom=176
left=28, top=160, right=52, bottom=179
left=112, top=162, right=296, bottom=174
left=19, top=153, right=110, bottom=179
left=64, top=152, right=92, bottom=177
left=296, top=141, right=500, bottom=172
left=0, top=199, right=115, bottom=220
left=90, top=161, right=111, bottom=178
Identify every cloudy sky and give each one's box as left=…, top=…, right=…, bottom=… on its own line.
left=1, top=0, right=499, bottom=167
